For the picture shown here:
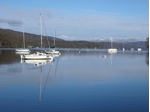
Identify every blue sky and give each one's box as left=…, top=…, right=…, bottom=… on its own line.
left=0, top=0, right=149, bottom=41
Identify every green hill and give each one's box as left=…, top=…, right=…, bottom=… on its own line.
left=0, top=28, right=147, bottom=50
left=0, top=28, right=103, bottom=48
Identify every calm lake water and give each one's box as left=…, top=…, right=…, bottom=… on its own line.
left=0, top=49, right=148, bottom=112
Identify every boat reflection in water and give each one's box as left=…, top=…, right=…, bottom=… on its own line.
left=21, top=58, right=53, bottom=103
left=21, top=59, right=54, bottom=67
left=20, top=52, right=60, bottom=103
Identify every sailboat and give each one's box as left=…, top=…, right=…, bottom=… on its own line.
left=21, top=13, right=53, bottom=60
left=15, top=29, right=30, bottom=52
left=16, top=51, right=30, bottom=55
left=45, top=28, right=61, bottom=55
left=122, top=39, right=125, bottom=51
left=137, top=41, right=142, bottom=51
left=108, top=37, right=117, bottom=53
left=137, top=48, right=142, bottom=51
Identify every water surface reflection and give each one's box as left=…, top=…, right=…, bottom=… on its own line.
left=0, top=50, right=148, bottom=112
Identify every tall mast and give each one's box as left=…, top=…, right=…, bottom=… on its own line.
left=40, top=13, right=42, bottom=49
left=23, top=28, right=25, bottom=49
left=110, top=37, right=113, bottom=48
left=54, top=27, right=56, bottom=47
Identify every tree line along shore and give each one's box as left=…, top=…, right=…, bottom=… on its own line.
left=0, top=28, right=148, bottom=50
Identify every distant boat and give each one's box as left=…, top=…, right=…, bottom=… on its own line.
left=108, top=37, right=117, bottom=53
left=102, top=55, right=106, bottom=58
left=45, top=28, right=60, bottom=55
left=22, top=13, right=53, bottom=60
left=52, top=53, right=61, bottom=58
left=79, top=48, right=81, bottom=53
left=122, top=40, right=125, bottom=51
left=137, top=48, right=142, bottom=51
left=45, top=49, right=60, bottom=55
left=15, top=51, right=30, bottom=55
left=137, top=41, right=142, bottom=51
left=108, top=48, right=117, bottom=53
left=15, top=49, right=30, bottom=52
left=131, top=48, right=134, bottom=51
left=15, top=29, right=30, bottom=52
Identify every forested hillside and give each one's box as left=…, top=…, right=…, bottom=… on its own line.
left=0, top=28, right=147, bottom=50
left=0, top=29, right=102, bottom=48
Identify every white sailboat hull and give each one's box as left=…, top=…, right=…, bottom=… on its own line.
left=21, top=52, right=53, bottom=60
left=15, top=48, right=30, bottom=52
left=23, top=56, right=53, bottom=60
left=16, top=51, right=30, bottom=55
left=108, top=48, right=117, bottom=53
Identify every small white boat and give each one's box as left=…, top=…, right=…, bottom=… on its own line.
left=108, top=48, right=117, bottom=53
left=45, top=49, right=61, bottom=55
left=52, top=53, right=61, bottom=58
left=137, top=48, right=142, bottom=51
left=122, top=39, right=125, bottom=51
left=108, top=37, right=117, bottom=53
left=45, top=28, right=60, bottom=55
left=102, top=55, right=106, bottom=58
left=15, top=48, right=30, bottom=52
left=15, top=51, right=30, bottom=55
left=15, top=29, right=30, bottom=52
left=137, top=41, right=142, bottom=51
left=21, top=52, right=53, bottom=60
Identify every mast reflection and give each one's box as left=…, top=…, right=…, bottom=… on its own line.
left=20, top=54, right=60, bottom=103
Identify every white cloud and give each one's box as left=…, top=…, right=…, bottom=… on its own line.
left=0, top=18, right=24, bottom=27
left=0, top=7, right=148, bottom=41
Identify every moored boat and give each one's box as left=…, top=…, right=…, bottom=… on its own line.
left=108, top=37, right=117, bottom=53
left=21, top=52, right=53, bottom=60
left=22, top=14, right=53, bottom=60
left=15, top=48, right=30, bottom=52
left=15, top=29, right=30, bottom=52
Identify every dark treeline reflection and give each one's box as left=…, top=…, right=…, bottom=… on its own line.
left=146, top=52, right=149, bottom=65
left=0, top=49, right=148, bottom=66
left=0, top=50, right=20, bottom=64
